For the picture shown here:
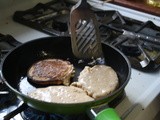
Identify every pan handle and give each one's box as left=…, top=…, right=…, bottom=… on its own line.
left=88, top=108, right=121, bottom=120
left=95, top=108, right=120, bottom=120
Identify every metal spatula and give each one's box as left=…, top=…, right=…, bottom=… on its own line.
left=70, top=0, right=103, bottom=59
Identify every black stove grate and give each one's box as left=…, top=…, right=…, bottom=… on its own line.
left=96, top=11, right=160, bottom=71
left=0, top=84, right=17, bottom=109
left=13, top=0, right=72, bottom=36
left=0, top=34, right=22, bottom=120
left=13, top=1, right=160, bottom=71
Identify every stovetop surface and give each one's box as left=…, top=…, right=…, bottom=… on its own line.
left=0, top=0, right=160, bottom=120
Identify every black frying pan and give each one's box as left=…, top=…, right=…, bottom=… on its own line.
left=1, top=36, right=131, bottom=119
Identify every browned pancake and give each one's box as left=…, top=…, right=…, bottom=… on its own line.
left=27, top=59, right=75, bottom=85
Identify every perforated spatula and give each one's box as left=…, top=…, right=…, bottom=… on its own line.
left=70, top=0, right=103, bottom=59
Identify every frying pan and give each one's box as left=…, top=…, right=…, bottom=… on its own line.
left=1, top=36, right=131, bottom=120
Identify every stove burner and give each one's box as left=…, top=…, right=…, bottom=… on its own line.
left=13, top=1, right=71, bottom=36
left=51, top=20, right=68, bottom=32
left=120, top=39, right=142, bottom=57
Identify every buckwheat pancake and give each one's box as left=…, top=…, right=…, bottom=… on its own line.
left=71, top=65, right=119, bottom=99
left=28, top=86, right=94, bottom=103
left=27, top=59, right=75, bottom=85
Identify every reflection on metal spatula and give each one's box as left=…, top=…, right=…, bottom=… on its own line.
left=70, top=0, right=103, bottom=59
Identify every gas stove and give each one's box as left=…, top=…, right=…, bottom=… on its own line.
left=12, top=0, right=160, bottom=71
left=0, top=0, right=160, bottom=120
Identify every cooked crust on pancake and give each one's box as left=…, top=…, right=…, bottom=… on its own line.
left=71, top=65, right=119, bottom=99
left=27, top=59, right=75, bottom=85
left=28, top=86, right=94, bottom=103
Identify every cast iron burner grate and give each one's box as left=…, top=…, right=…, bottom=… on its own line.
left=13, top=1, right=160, bottom=71
left=0, top=33, right=21, bottom=119
left=0, top=84, right=17, bottom=109
left=96, top=11, right=160, bottom=71
left=13, top=0, right=72, bottom=36
left=0, top=33, right=21, bottom=63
